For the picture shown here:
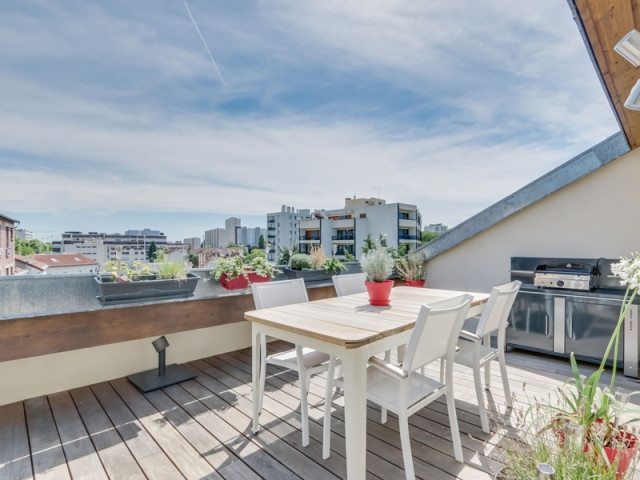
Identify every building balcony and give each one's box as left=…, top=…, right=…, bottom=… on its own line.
left=398, top=218, right=417, bottom=228
left=398, top=234, right=419, bottom=241
left=300, top=219, right=320, bottom=229
left=330, top=218, right=354, bottom=229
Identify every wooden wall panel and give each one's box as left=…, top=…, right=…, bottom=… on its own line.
left=0, top=286, right=338, bottom=363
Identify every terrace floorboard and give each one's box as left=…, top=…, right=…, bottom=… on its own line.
left=1, top=342, right=640, bottom=480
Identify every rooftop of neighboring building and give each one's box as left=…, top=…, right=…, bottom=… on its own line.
left=31, top=253, right=98, bottom=267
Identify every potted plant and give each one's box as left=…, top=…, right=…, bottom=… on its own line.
left=283, top=246, right=346, bottom=283
left=496, top=252, right=640, bottom=479
left=95, top=259, right=199, bottom=305
left=395, top=252, right=426, bottom=287
left=213, top=252, right=281, bottom=290
left=360, top=243, right=395, bottom=306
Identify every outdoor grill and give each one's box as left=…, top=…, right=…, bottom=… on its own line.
left=532, top=261, right=601, bottom=291
left=509, top=257, right=640, bottom=378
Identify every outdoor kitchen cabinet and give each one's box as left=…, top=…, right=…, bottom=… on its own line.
left=507, top=257, right=640, bottom=378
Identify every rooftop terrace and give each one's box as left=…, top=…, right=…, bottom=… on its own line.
left=3, top=340, right=640, bottom=480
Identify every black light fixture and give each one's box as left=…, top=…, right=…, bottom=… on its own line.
left=127, top=335, right=197, bottom=392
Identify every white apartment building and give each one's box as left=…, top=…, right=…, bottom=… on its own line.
left=425, top=223, right=449, bottom=234
left=237, top=226, right=266, bottom=247
left=266, top=206, right=312, bottom=261
left=53, top=229, right=168, bottom=267
left=299, top=197, right=421, bottom=259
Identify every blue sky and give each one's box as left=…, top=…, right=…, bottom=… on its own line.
left=0, top=1, right=619, bottom=242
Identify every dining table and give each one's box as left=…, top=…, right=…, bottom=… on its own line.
left=244, top=285, right=490, bottom=479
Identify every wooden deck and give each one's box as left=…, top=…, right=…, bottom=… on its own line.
left=2, top=342, right=640, bottom=480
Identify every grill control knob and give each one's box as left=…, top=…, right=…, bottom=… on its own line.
left=557, top=280, right=565, bottom=287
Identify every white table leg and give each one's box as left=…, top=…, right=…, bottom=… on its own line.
left=341, top=348, right=369, bottom=479
left=252, top=324, right=261, bottom=434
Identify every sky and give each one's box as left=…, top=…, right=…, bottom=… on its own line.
left=0, top=0, right=620, bottom=243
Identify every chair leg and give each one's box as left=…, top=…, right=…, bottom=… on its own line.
left=445, top=386, right=464, bottom=462
left=258, top=335, right=267, bottom=414
left=498, top=355, right=512, bottom=407
left=323, top=356, right=337, bottom=459
left=473, top=364, right=490, bottom=433
left=398, top=412, right=415, bottom=480
left=483, top=334, right=491, bottom=388
left=296, top=345, right=310, bottom=447
left=381, top=407, right=387, bottom=424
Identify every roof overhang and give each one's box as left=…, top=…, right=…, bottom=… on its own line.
left=569, top=0, right=640, bottom=148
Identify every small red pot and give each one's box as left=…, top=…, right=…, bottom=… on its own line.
left=365, top=279, right=394, bottom=306
left=404, top=279, right=425, bottom=288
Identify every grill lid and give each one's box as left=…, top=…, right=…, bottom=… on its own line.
left=533, top=262, right=600, bottom=290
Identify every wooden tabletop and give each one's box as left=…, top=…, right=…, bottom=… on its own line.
left=244, top=286, right=490, bottom=349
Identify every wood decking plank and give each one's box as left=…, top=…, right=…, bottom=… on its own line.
left=175, top=378, right=300, bottom=480
left=47, top=391, right=108, bottom=480
left=69, top=386, right=146, bottom=480
left=189, top=359, right=341, bottom=480
left=23, top=396, right=71, bottom=480
left=0, top=401, right=33, bottom=480
left=109, top=377, right=218, bottom=480
left=90, top=382, right=183, bottom=480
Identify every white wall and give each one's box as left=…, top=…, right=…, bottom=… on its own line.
left=0, top=322, right=250, bottom=406
left=426, top=148, right=640, bottom=293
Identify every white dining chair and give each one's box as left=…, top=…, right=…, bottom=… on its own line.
left=323, top=294, right=472, bottom=478
left=251, top=278, right=331, bottom=447
left=332, top=272, right=367, bottom=296
left=454, top=280, right=521, bottom=433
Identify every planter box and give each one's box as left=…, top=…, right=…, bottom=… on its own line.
left=95, top=273, right=200, bottom=306
left=283, top=267, right=341, bottom=284
left=219, top=272, right=270, bottom=290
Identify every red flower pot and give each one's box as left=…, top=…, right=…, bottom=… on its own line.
left=365, top=280, right=394, bottom=306
left=219, top=272, right=270, bottom=290
left=404, top=279, right=425, bottom=288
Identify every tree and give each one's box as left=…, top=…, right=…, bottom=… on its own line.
left=257, top=234, right=266, bottom=250
left=188, top=253, right=199, bottom=268
left=148, top=241, right=157, bottom=261
left=15, top=238, right=51, bottom=256
left=422, top=231, right=440, bottom=244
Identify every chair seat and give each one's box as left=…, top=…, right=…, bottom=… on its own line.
left=455, top=340, right=498, bottom=367
left=268, top=347, right=331, bottom=370
left=365, top=367, right=445, bottom=414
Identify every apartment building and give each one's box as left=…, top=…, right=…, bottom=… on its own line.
left=53, top=229, right=167, bottom=266
left=266, top=206, right=312, bottom=261
left=0, top=213, right=19, bottom=276
left=425, top=223, right=449, bottom=234
left=299, top=197, right=421, bottom=259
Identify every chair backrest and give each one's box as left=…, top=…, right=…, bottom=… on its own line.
left=402, top=294, right=472, bottom=374
left=251, top=278, right=309, bottom=309
left=474, top=280, right=521, bottom=346
left=332, top=273, right=367, bottom=297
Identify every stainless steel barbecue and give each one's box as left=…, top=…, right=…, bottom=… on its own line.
left=509, top=257, right=640, bottom=378
left=533, top=262, right=599, bottom=291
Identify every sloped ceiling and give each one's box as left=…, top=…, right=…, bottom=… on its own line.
left=573, top=0, right=640, bottom=148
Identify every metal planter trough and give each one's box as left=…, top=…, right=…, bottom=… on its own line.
left=95, top=273, right=200, bottom=306
left=282, top=267, right=341, bottom=284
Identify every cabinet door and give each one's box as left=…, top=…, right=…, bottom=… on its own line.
left=564, top=295, right=623, bottom=366
left=507, top=290, right=555, bottom=352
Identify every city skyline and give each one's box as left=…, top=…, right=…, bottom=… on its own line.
left=1, top=1, right=619, bottom=242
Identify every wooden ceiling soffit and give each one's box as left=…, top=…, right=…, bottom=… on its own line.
left=574, top=0, right=640, bottom=148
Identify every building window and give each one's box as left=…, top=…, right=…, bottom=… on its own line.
left=360, top=213, right=366, bottom=218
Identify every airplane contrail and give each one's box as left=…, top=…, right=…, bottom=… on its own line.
left=182, top=0, right=226, bottom=86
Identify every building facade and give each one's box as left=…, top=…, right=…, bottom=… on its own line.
left=299, top=197, right=421, bottom=259
left=53, top=229, right=168, bottom=267
left=425, top=223, right=449, bottom=235
left=266, top=206, right=312, bottom=261
left=0, top=213, right=19, bottom=276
